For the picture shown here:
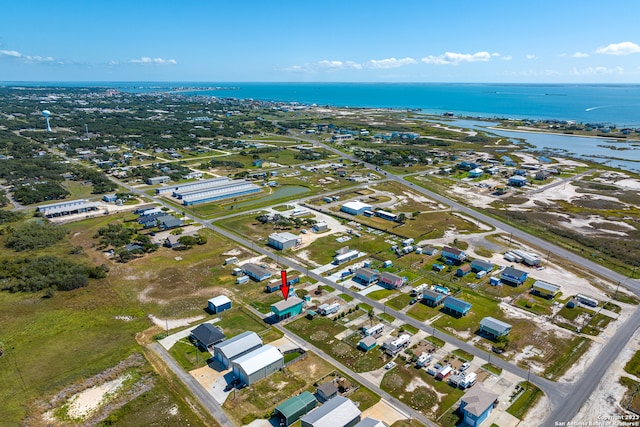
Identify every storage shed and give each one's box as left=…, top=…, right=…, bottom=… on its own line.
left=243, top=263, right=273, bottom=282
left=231, top=345, right=284, bottom=386
left=275, top=392, right=318, bottom=426
left=207, top=295, right=232, bottom=314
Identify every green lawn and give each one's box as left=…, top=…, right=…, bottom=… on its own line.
left=368, top=289, right=397, bottom=301
left=168, top=339, right=212, bottom=371
left=452, top=349, right=474, bottom=361
left=482, top=363, right=503, bottom=376
left=386, top=294, right=412, bottom=310
left=339, top=293, right=354, bottom=302
left=407, top=301, right=438, bottom=321
left=506, top=382, right=543, bottom=419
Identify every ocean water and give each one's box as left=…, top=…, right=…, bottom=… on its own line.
left=168, top=83, right=640, bottom=128
left=5, top=81, right=639, bottom=127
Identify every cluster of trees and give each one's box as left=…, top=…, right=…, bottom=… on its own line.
left=173, top=233, right=208, bottom=249
left=93, top=222, right=158, bottom=262
left=0, top=256, right=106, bottom=293
left=0, top=210, right=22, bottom=225
left=5, top=222, right=67, bottom=251
left=294, top=150, right=327, bottom=161
left=203, top=159, right=244, bottom=169
left=255, top=213, right=317, bottom=230
left=352, top=147, right=438, bottom=167
left=69, top=165, right=117, bottom=194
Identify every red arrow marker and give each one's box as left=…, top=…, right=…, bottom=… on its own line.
left=281, top=270, right=289, bottom=300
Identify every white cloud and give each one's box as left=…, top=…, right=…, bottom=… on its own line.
left=366, top=57, right=417, bottom=69
left=0, top=49, right=21, bottom=57
left=0, top=49, right=55, bottom=62
left=572, top=52, right=589, bottom=58
left=129, top=57, right=177, bottom=65
left=596, top=41, right=640, bottom=55
left=571, top=66, right=624, bottom=76
left=316, top=60, right=362, bottom=70
left=421, top=51, right=494, bottom=65
left=525, top=54, right=538, bottom=60
left=501, top=55, right=513, bottom=61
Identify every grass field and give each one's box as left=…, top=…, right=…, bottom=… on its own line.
left=0, top=212, right=263, bottom=425
left=386, top=294, right=412, bottom=310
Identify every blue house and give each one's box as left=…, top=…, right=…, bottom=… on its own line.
left=508, top=176, right=527, bottom=187
left=456, top=265, right=472, bottom=277
left=103, top=194, right=117, bottom=203
left=459, top=383, right=499, bottom=427
left=470, top=259, right=495, bottom=273
left=441, top=246, right=467, bottom=265
left=468, top=168, right=484, bottom=178
left=243, top=263, right=273, bottom=282
left=422, top=289, right=445, bottom=307
left=443, top=296, right=472, bottom=317
left=500, top=266, right=528, bottom=286
left=353, top=268, right=379, bottom=286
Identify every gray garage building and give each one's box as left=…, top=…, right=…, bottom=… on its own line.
left=231, top=344, right=284, bottom=385
left=213, top=331, right=263, bottom=369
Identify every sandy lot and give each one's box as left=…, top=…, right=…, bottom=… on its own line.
left=361, top=399, right=411, bottom=425
left=65, top=375, right=130, bottom=419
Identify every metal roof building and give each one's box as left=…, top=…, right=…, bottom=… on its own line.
left=231, top=344, right=284, bottom=386
left=268, top=232, right=300, bottom=250
left=275, top=392, right=318, bottom=426
left=207, top=295, right=232, bottom=314
left=213, top=331, right=262, bottom=369
left=480, top=316, right=512, bottom=338
left=354, top=418, right=387, bottom=427
left=300, top=396, right=361, bottom=427
left=531, top=280, right=560, bottom=298
left=37, top=199, right=102, bottom=218
left=272, top=296, right=304, bottom=321
left=341, top=201, right=373, bottom=216
left=443, top=296, right=472, bottom=316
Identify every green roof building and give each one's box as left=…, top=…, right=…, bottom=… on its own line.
left=275, top=391, right=318, bottom=426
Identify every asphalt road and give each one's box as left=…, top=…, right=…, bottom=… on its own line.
left=148, top=342, right=235, bottom=427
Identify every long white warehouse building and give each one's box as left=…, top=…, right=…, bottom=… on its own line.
left=155, top=176, right=231, bottom=195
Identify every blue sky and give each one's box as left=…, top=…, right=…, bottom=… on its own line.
left=2, top=0, right=640, bottom=83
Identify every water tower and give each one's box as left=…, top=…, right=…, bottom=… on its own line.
left=42, top=110, right=52, bottom=132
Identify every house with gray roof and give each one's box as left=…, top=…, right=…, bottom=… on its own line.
left=480, top=316, right=512, bottom=338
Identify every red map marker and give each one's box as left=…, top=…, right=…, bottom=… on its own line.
left=281, top=270, right=289, bottom=300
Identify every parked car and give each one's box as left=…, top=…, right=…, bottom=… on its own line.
left=460, top=362, right=470, bottom=371
left=385, top=361, right=397, bottom=370
left=409, top=298, right=418, bottom=305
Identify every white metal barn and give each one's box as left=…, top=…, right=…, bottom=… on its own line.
left=231, top=345, right=283, bottom=385
left=213, top=331, right=263, bottom=369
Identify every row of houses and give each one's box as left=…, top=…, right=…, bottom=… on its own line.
left=352, top=267, right=407, bottom=289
